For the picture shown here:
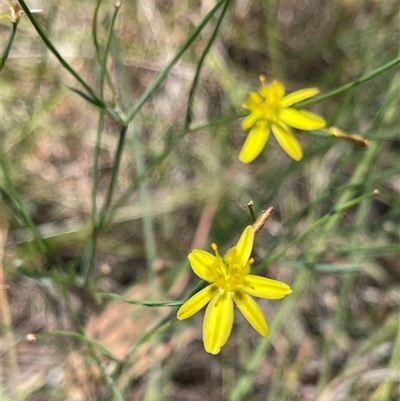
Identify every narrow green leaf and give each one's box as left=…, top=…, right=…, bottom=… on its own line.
left=96, top=292, right=183, bottom=307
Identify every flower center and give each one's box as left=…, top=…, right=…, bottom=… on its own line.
left=258, top=85, right=283, bottom=122
left=259, top=101, right=279, bottom=122
left=211, top=244, right=252, bottom=294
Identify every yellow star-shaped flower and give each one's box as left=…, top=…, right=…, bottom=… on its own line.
left=177, top=226, right=292, bottom=355
left=240, top=77, right=326, bottom=163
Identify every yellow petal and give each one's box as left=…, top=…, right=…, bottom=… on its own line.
left=239, top=120, right=270, bottom=164
left=242, top=110, right=262, bottom=130
left=272, top=80, right=285, bottom=99
left=235, top=226, right=254, bottom=266
left=233, top=289, right=268, bottom=336
left=271, top=123, right=303, bottom=161
left=203, top=291, right=234, bottom=354
left=242, top=275, right=292, bottom=299
left=280, top=108, right=326, bottom=130
left=188, top=250, right=216, bottom=281
left=281, top=88, right=320, bottom=108
left=177, top=284, right=217, bottom=320
left=260, top=80, right=285, bottom=100
left=243, top=91, right=263, bottom=109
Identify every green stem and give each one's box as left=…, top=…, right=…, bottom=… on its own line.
left=99, top=124, right=128, bottom=225
left=125, top=0, right=226, bottom=123
left=189, top=112, right=247, bottom=131
left=91, top=113, right=104, bottom=226
left=92, top=0, right=103, bottom=65
left=91, top=3, right=121, bottom=231
left=35, top=330, right=121, bottom=362
left=297, top=55, right=400, bottom=108
left=0, top=21, right=18, bottom=72
left=96, top=292, right=183, bottom=307
left=83, top=124, right=128, bottom=285
left=184, top=0, right=231, bottom=128
left=100, top=2, right=121, bottom=98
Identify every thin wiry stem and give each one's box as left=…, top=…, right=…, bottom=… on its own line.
left=184, top=0, right=231, bottom=128
left=296, top=55, right=400, bottom=108
left=82, top=124, right=128, bottom=285
left=0, top=22, right=18, bottom=72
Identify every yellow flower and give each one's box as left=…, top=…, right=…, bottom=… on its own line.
left=240, top=76, right=326, bottom=163
left=177, top=226, right=292, bottom=355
